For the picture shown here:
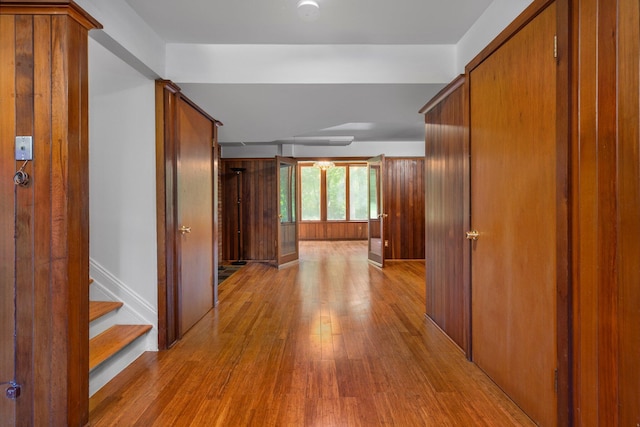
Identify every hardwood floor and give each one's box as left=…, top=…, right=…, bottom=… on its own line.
left=89, top=241, right=534, bottom=426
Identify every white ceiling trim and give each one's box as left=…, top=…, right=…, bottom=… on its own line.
left=166, top=44, right=456, bottom=85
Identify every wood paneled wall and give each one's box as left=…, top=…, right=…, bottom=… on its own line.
left=221, top=159, right=277, bottom=262
left=616, top=0, right=640, bottom=423
left=572, top=0, right=640, bottom=424
left=0, top=4, right=99, bottom=426
left=384, top=158, right=426, bottom=260
left=299, top=221, right=367, bottom=240
left=420, top=76, right=468, bottom=353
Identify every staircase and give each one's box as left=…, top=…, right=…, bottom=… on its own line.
left=89, top=278, right=152, bottom=379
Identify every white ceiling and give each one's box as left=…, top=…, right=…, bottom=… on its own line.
left=122, top=0, right=495, bottom=145
left=125, top=0, right=493, bottom=45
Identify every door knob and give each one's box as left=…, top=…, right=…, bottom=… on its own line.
left=466, top=230, right=479, bottom=241
left=179, top=226, right=191, bottom=235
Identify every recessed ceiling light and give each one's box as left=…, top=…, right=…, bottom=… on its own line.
left=297, top=0, right=320, bottom=21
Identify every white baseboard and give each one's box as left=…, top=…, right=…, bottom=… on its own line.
left=89, top=258, right=158, bottom=396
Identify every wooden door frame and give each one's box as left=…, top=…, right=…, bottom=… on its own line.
left=155, top=80, right=220, bottom=349
left=464, top=0, right=571, bottom=425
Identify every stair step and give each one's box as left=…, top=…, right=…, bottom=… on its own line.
left=89, top=324, right=152, bottom=371
left=89, top=301, right=123, bottom=322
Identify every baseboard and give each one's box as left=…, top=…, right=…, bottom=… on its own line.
left=89, top=258, right=158, bottom=396
left=89, top=258, right=157, bottom=329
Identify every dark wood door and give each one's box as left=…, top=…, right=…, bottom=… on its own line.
left=367, top=155, right=385, bottom=267
left=177, top=99, right=214, bottom=335
left=469, top=3, right=558, bottom=426
left=276, top=156, right=299, bottom=266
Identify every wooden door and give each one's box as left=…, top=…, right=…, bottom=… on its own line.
left=469, top=3, right=557, bottom=426
left=276, top=157, right=299, bottom=266
left=177, top=99, right=214, bottom=335
left=367, top=155, right=385, bottom=267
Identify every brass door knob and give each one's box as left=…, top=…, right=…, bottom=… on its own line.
left=179, top=226, right=191, bottom=235
left=466, top=230, right=480, bottom=240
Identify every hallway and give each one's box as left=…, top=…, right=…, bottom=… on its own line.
left=89, top=241, right=533, bottom=426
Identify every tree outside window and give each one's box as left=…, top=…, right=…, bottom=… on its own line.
left=300, top=162, right=367, bottom=222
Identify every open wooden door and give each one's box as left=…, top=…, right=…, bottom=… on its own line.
left=177, top=99, right=214, bottom=335
left=276, top=157, right=299, bottom=266
left=468, top=3, right=558, bottom=426
left=367, top=155, right=386, bottom=267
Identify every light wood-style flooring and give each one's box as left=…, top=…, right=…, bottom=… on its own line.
left=89, top=241, right=533, bottom=426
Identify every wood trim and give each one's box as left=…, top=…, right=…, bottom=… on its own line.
left=0, top=2, right=102, bottom=30
left=419, top=74, right=465, bottom=114
left=554, top=1, right=572, bottom=425
left=594, top=0, right=619, bottom=424
left=155, top=80, right=180, bottom=350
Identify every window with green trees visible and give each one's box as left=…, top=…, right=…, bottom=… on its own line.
left=301, top=167, right=321, bottom=220
left=300, top=163, right=368, bottom=221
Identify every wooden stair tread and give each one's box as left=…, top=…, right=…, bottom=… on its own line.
left=89, top=301, right=123, bottom=322
left=89, top=324, right=152, bottom=371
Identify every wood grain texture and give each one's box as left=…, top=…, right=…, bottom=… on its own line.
left=177, top=98, right=214, bottom=335
left=90, top=241, right=534, bottom=426
left=0, top=6, right=97, bottom=425
left=89, top=301, right=124, bottom=322
left=155, top=80, right=181, bottom=350
left=0, top=14, right=17, bottom=426
left=299, top=221, right=367, bottom=240
left=617, top=0, right=640, bottom=424
left=423, top=76, right=468, bottom=353
left=469, top=3, right=558, bottom=425
left=383, top=157, right=425, bottom=260
left=89, top=325, right=153, bottom=371
left=222, top=159, right=277, bottom=262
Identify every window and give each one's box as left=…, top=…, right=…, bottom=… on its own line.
left=326, top=166, right=346, bottom=220
left=349, top=165, right=368, bottom=220
left=301, top=166, right=321, bottom=220
left=300, top=162, right=368, bottom=221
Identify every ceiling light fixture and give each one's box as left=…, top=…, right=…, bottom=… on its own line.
left=313, top=161, right=335, bottom=171
left=297, top=0, right=320, bottom=21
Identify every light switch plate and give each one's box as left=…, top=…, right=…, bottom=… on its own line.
left=15, top=136, right=33, bottom=160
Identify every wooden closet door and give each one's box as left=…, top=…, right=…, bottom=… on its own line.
left=177, top=99, right=214, bottom=335
left=469, top=3, right=558, bottom=426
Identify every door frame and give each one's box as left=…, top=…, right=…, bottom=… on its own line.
left=155, top=80, right=221, bottom=349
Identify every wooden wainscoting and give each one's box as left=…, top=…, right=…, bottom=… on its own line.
left=299, top=221, right=367, bottom=240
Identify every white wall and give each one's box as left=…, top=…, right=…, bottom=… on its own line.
left=456, top=0, right=534, bottom=73
left=221, top=140, right=425, bottom=159
left=88, top=38, right=158, bottom=320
